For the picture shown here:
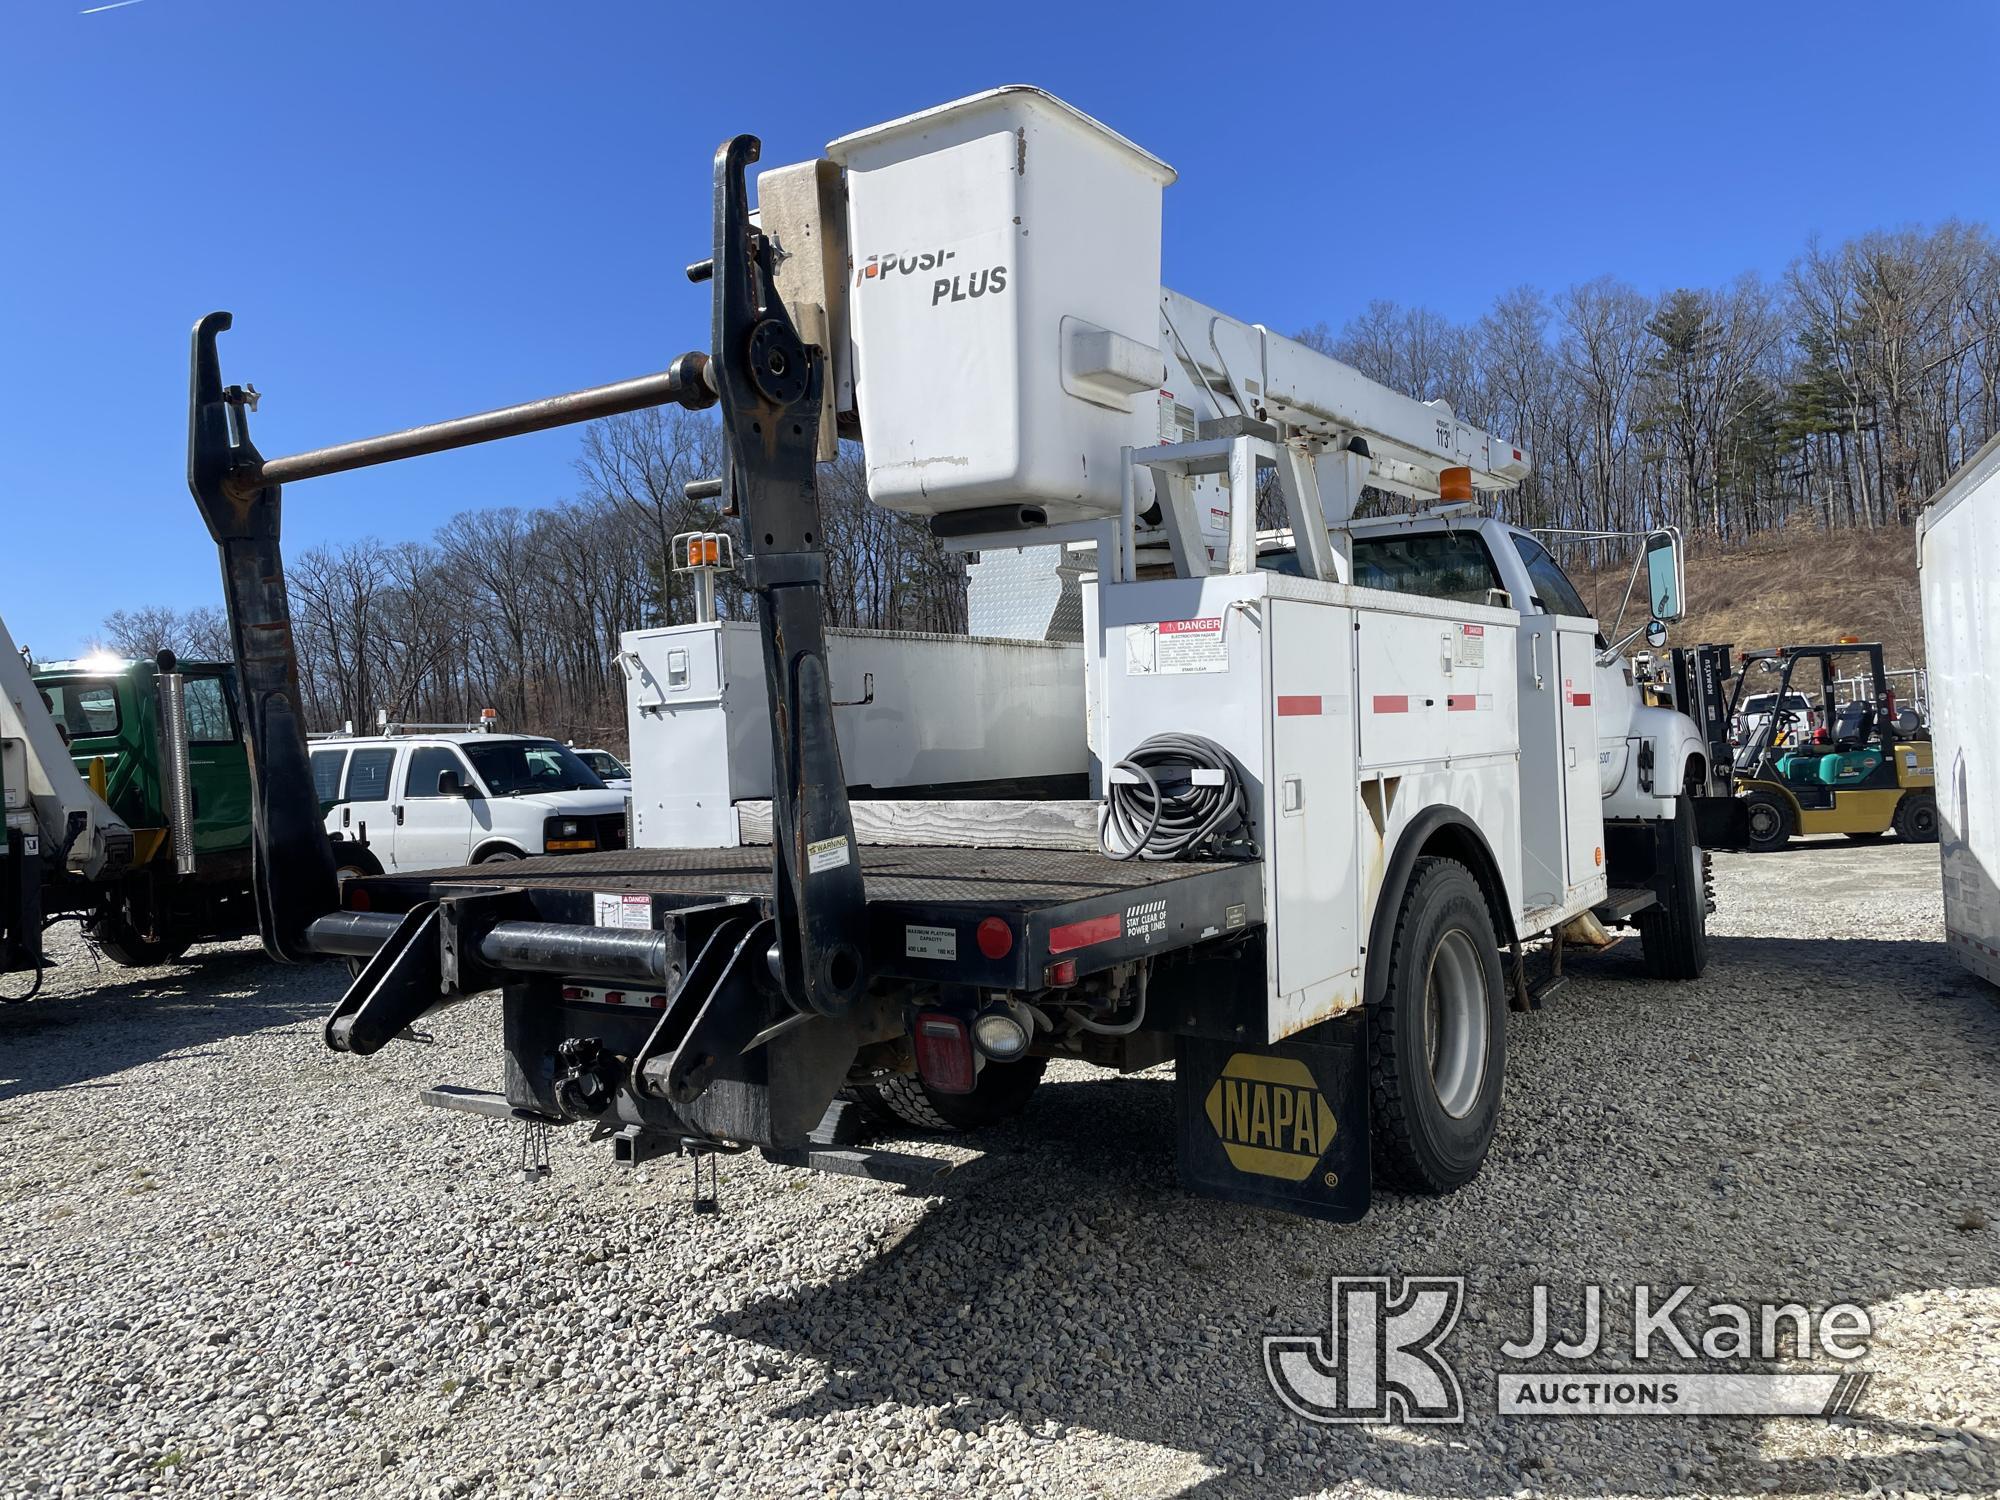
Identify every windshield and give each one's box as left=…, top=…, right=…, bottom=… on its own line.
left=579, top=750, right=629, bottom=779
left=1346, top=532, right=1505, bottom=605
left=41, top=678, right=122, bottom=740
left=462, top=739, right=606, bottom=796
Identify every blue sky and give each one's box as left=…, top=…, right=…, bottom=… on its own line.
left=3, top=0, right=1994, bottom=655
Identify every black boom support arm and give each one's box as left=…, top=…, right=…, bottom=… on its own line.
left=184, top=131, right=868, bottom=1021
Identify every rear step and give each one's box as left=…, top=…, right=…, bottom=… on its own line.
left=1593, top=886, right=1658, bottom=924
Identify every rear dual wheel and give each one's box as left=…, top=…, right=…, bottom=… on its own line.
left=853, top=1058, right=1047, bottom=1132
left=92, top=910, right=193, bottom=969
left=1368, top=857, right=1506, bottom=1194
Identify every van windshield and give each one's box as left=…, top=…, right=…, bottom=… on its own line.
left=462, top=740, right=606, bottom=796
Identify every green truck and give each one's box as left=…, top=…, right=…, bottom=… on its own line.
left=30, top=653, right=259, bottom=965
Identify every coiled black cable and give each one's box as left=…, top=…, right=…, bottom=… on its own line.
left=1099, top=733, right=1250, bottom=861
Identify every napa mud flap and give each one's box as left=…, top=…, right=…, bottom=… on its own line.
left=1176, top=1015, right=1371, bottom=1222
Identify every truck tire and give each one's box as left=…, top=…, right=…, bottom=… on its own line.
left=332, top=844, right=382, bottom=882
left=1367, top=856, right=1506, bottom=1194
left=854, top=1057, right=1047, bottom=1133
left=1893, top=790, right=1939, bottom=844
left=1742, top=788, right=1792, bottom=853
left=1637, top=795, right=1709, bottom=980
left=92, top=911, right=194, bottom=969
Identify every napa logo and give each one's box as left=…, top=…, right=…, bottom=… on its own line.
left=1204, top=1052, right=1339, bottom=1182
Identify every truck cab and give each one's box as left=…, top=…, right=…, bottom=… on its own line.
left=31, top=654, right=257, bottom=964
left=1323, top=512, right=1714, bottom=821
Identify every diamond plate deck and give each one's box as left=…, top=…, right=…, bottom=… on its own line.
left=421, top=843, right=1235, bottom=911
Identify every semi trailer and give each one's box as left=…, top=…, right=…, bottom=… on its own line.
left=186, top=87, right=1735, bottom=1219
left=1919, top=431, right=2000, bottom=988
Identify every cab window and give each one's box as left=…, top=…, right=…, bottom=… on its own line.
left=43, top=679, right=121, bottom=739
left=1348, top=532, right=1505, bottom=606
left=344, top=748, right=396, bottom=802
left=405, top=745, right=473, bottom=799
left=1509, top=534, right=1592, bottom=619
left=183, top=675, right=237, bottom=744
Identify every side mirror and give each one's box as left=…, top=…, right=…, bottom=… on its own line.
left=436, top=769, right=463, bottom=797
left=1644, top=618, right=1669, bottom=649
left=1644, top=529, right=1685, bottom=623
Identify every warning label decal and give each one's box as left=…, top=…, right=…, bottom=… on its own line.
left=1126, top=617, right=1228, bottom=676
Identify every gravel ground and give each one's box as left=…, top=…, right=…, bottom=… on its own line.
left=1, top=839, right=1995, bottom=1499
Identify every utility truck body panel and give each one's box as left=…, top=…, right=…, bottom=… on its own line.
left=619, top=621, right=1088, bottom=849
left=1919, top=431, right=2000, bottom=986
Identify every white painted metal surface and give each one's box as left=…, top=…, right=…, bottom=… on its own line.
left=0, top=616, right=128, bottom=879
left=1096, top=568, right=1600, bottom=1042
left=621, top=621, right=1088, bottom=848
left=828, top=87, right=1175, bottom=522
left=1919, top=431, right=2000, bottom=988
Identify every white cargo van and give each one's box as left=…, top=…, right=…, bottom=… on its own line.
left=309, top=732, right=627, bottom=873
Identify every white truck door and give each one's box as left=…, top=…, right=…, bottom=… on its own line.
left=1513, top=617, right=1569, bottom=912
left=393, top=745, right=476, bottom=871
left=1267, top=598, right=1360, bottom=1033
left=338, top=746, right=399, bottom=867
left=1557, top=627, right=1604, bottom=884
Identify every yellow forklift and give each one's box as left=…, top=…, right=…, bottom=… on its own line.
left=1728, top=642, right=1936, bottom=852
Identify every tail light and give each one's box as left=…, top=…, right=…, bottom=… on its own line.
left=912, top=1011, right=975, bottom=1095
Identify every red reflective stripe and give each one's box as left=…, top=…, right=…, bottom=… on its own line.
left=1447, top=695, right=1478, bottom=711
left=1276, top=695, right=1322, bottom=717
left=1047, top=912, right=1121, bottom=954
left=1372, top=695, right=1410, bottom=713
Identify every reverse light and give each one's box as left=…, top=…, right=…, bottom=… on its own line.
left=972, top=1000, right=1033, bottom=1061
left=912, top=1011, right=976, bottom=1094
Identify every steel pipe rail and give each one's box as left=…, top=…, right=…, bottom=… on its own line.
left=305, top=911, right=400, bottom=957
left=228, top=355, right=717, bottom=498
left=478, top=921, right=670, bottom=986
left=304, top=911, right=669, bottom=986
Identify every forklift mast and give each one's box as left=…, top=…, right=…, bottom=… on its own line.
left=184, top=135, right=858, bottom=1018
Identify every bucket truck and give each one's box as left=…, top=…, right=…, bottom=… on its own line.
left=184, top=87, right=1732, bottom=1220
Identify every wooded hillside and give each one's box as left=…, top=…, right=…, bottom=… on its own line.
left=93, top=218, right=1987, bottom=741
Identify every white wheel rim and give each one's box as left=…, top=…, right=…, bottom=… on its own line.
left=1424, top=929, right=1489, bottom=1119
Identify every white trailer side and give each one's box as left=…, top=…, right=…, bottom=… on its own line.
left=1919, top=431, right=2000, bottom=987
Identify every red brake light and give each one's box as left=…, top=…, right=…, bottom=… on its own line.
left=912, top=1011, right=975, bottom=1095
left=976, top=916, right=1013, bottom=960
left=1044, top=959, right=1078, bottom=987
